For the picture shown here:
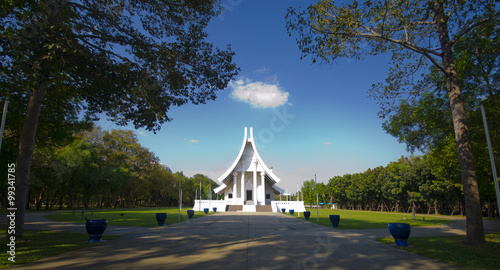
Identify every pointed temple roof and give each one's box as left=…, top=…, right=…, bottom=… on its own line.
left=214, top=127, right=284, bottom=195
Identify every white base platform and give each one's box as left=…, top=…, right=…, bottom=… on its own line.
left=239, top=205, right=257, bottom=212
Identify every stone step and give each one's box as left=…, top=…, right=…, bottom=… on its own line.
left=256, top=205, right=273, bottom=212
left=226, top=205, right=243, bottom=212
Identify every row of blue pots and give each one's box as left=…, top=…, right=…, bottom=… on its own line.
left=281, top=208, right=298, bottom=216
left=186, top=207, right=216, bottom=218
left=289, top=212, right=411, bottom=246
left=85, top=210, right=202, bottom=242
left=202, top=207, right=217, bottom=214
left=87, top=212, right=410, bottom=247
left=280, top=209, right=313, bottom=221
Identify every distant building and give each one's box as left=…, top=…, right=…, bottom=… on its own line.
left=193, top=127, right=305, bottom=213
left=214, top=127, right=284, bottom=206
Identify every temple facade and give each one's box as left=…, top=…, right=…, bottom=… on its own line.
left=193, top=127, right=305, bottom=213
left=214, top=127, right=284, bottom=206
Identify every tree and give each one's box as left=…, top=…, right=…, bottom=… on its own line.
left=382, top=18, right=500, bottom=216
left=2, top=0, right=239, bottom=239
left=301, top=179, right=316, bottom=204
left=287, top=0, right=499, bottom=246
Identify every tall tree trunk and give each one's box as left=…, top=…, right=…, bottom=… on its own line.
left=14, top=86, right=46, bottom=240
left=59, top=195, right=64, bottom=210
left=434, top=0, right=485, bottom=246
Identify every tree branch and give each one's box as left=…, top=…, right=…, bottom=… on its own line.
left=75, top=36, right=133, bottom=64
left=451, top=10, right=500, bottom=44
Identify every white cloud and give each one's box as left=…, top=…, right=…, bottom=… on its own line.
left=324, top=142, right=332, bottom=146
left=255, top=67, right=269, bottom=74
left=231, top=79, right=289, bottom=108
left=137, top=131, right=148, bottom=137
left=190, top=139, right=199, bottom=144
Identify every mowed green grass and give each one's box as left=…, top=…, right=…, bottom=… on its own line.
left=377, top=231, right=500, bottom=270
left=293, top=208, right=454, bottom=229
left=1, top=208, right=207, bottom=268
left=0, top=227, right=118, bottom=269
left=45, top=207, right=210, bottom=227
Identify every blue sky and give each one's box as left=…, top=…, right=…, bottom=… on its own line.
left=100, top=0, right=415, bottom=192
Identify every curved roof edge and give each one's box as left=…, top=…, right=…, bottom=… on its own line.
left=216, top=127, right=249, bottom=183
left=214, top=184, right=226, bottom=193
left=248, top=127, right=281, bottom=184
left=215, top=127, right=283, bottom=195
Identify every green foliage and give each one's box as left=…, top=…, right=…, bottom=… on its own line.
left=21, top=125, right=219, bottom=210
left=288, top=1, right=499, bottom=244
left=301, top=179, right=326, bottom=204
left=287, top=0, right=498, bottom=116
left=323, top=156, right=464, bottom=215
left=2, top=0, right=239, bottom=239
left=382, top=17, right=500, bottom=154
left=381, top=18, right=500, bottom=213
left=1, top=0, right=239, bottom=131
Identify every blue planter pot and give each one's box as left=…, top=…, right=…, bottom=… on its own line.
left=203, top=208, right=209, bottom=214
left=303, top=211, right=311, bottom=220
left=289, top=209, right=295, bottom=216
left=329, top=215, right=340, bottom=227
left=86, top=219, right=108, bottom=242
left=388, top=223, right=411, bottom=247
left=213, top=207, right=217, bottom=213
left=281, top=208, right=286, bottom=214
left=187, top=210, right=194, bottom=219
left=155, top=213, right=167, bottom=226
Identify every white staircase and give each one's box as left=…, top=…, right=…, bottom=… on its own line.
left=240, top=205, right=256, bottom=212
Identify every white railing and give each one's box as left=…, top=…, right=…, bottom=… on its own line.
left=271, top=201, right=306, bottom=213
left=193, top=200, right=227, bottom=212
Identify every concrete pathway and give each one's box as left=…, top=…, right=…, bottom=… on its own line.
left=3, top=212, right=499, bottom=269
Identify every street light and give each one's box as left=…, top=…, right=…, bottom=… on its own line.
left=480, top=101, right=500, bottom=214
left=0, top=96, right=9, bottom=151
left=315, top=174, right=319, bottom=222
left=178, top=173, right=181, bottom=221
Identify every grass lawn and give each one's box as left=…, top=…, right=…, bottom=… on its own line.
left=1, top=207, right=204, bottom=268
left=45, top=207, right=210, bottom=227
left=377, top=231, right=500, bottom=270
left=0, top=227, right=118, bottom=269
left=292, top=208, right=454, bottom=229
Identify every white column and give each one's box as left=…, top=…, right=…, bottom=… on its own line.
left=241, top=170, right=245, bottom=204
left=261, top=172, right=266, bottom=205
left=253, top=161, right=257, bottom=204
left=233, top=172, right=237, bottom=202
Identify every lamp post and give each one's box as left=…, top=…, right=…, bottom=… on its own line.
left=0, top=96, right=9, bottom=151
left=178, top=173, right=181, bottom=221
left=297, top=183, right=300, bottom=217
left=315, top=174, right=319, bottom=222
left=480, top=101, right=500, bottom=214
left=199, top=181, right=201, bottom=216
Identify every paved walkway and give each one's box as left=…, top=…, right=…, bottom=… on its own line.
left=3, top=212, right=500, bottom=269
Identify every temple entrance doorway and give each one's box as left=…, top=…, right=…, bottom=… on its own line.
left=246, top=190, right=253, bottom=204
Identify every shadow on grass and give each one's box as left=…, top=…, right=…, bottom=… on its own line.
left=377, top=231, right=500, bottom=270
left=44, top=208, right=210, bottom=227
left=0, top=226, right=119, bottom=269
left=293, top=209, right=454, bottom=229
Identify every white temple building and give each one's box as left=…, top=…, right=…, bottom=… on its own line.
left=193, top=127, right=306, bottom=213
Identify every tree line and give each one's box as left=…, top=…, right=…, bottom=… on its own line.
left=289, top=0, right=499, bottom=246
left=0, top=126, right=219, bottom=210
left=303, top=153, right=498, bottom=217
left=1, top=0, right=238, bottom=239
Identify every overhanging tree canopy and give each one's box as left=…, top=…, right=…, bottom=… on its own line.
left=1, top=0, right=239, bottom=239
left=286, top=0, right=499, bottom=246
